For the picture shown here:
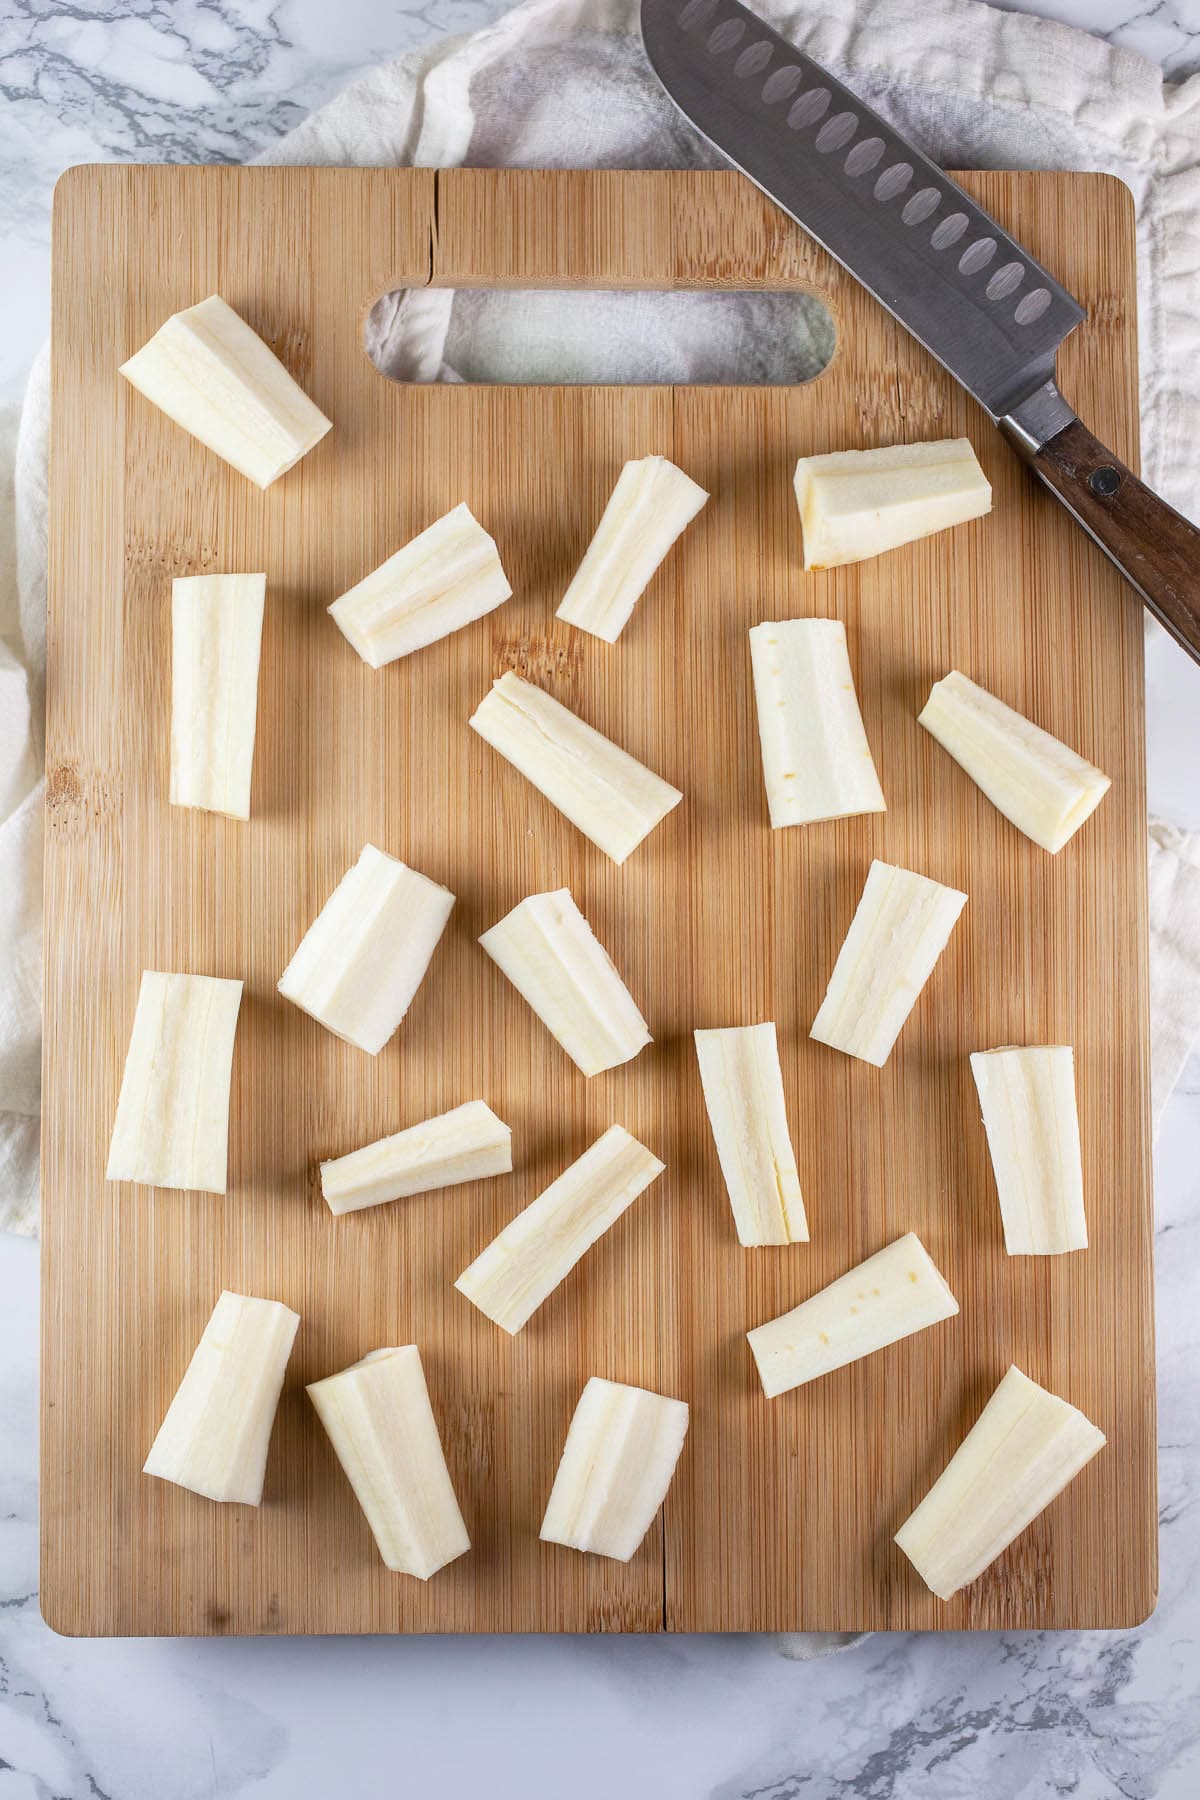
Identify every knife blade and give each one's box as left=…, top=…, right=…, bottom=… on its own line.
left=641, top=0, right=1200, bottom=666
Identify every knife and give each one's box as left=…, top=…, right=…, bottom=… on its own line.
left=641, top=0, right=1200, bottom=666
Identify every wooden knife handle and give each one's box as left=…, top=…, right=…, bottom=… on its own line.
left=1031, top=417, right=1200, bottom=665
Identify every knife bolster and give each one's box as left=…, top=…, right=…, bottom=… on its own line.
left=1000, top=377, right=1079, bottom=458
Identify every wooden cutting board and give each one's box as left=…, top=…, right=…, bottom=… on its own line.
left=42, top=166, right=1155, bottom=1636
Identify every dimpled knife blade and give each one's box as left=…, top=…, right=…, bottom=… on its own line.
left=641, top=0, right=1200, bottom=664
left=641, top=0, right=1084, bottom=421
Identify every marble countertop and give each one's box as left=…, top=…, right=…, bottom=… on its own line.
left=3, top=2, right=1200, bottom=1796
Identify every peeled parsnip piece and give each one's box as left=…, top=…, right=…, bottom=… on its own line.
left=469, top=671, right=682, bottom=865
left=556, top=455, right=709, bottom=643
left=919, top=670, right=1111, bottom=853
left=970, top=1046, right=1087, bottom=1255
left=747, top=1232, right=958, bottom=1398
left=119, top=294, right=331, bottom=489
left=479, top=888, right=650, bottom=1077
left=540, top=1377, right=689, bottom=1562
left=794, top=437, right=991, bottom=569
left=278, top=844, right=454, bottom=1054
left=748, top=618, right=885, bottom=828
left=321, top=1101, right=512, bottom=1217
left=170, top=573, right=265, bottom=820
left=694, top=1023, right=808, bottom=1246
left=329, top=503, right=512, bottom=669
left=106, top=971, right=243, bottom=1193
left=144, top=1290, right=300, bottom=1504
left=455, top=1125, right=664, bottom=1335
left=307, top=1346, right=470, bottom=1578
left=895, top=1364, right=1106, bottom=1601
left=810, top=860, right=968, bottom=1067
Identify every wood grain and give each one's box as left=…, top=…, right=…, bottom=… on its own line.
left=42, top=166, right=1155, bottom=1636
left=1031, top=416, right=1200, bottom=665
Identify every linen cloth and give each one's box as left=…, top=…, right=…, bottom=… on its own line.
left=2, top=0, right=1198, bottom=1306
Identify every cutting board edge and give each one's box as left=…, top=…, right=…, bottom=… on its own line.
left=41, top=163, right=1155, bottom=1638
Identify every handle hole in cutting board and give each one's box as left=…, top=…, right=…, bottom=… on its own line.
left=364, top=287, right=835, bottom=386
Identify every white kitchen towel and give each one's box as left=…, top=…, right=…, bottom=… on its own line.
left=0, top=383, right=44, bottom=1240
left=2, top=0, right=1199, bottom=1274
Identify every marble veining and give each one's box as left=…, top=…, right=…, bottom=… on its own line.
left=990, top=0, right=1200, bottom=71
left=3, top=1, right=1200, bottom=1796
left=0, top=0, right=501, bottom=403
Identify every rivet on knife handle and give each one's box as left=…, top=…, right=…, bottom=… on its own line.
left=1002, top=383, right=1200, bottom=665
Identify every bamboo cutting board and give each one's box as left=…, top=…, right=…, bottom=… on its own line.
left=43, top=166, right=1155, bottom=1636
